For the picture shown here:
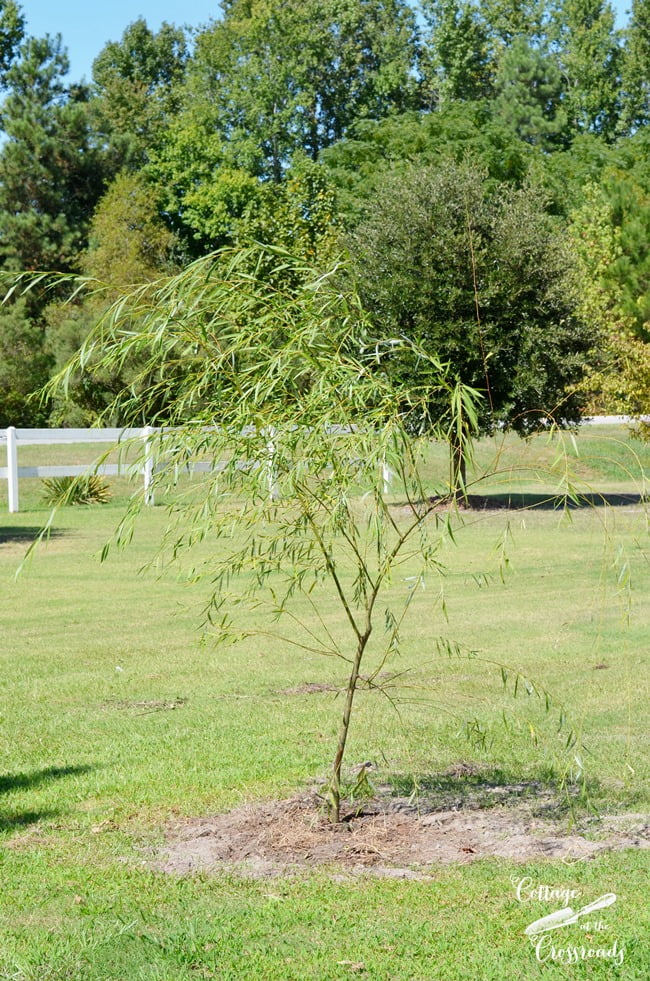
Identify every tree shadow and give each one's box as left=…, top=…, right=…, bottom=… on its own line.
left=0, top=763, right=93, bottom=795
left=0, top=525, right=65, bottom=545
left=463, top=492, right=646, bottom=511
left=0, top=764, right=94, bottom=833
left=0, top=809, right=60, bottom=832
left=386, top=764, right=597, bottom=819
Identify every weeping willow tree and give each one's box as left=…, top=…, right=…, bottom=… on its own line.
left=33, top=244, right=481, bottom=821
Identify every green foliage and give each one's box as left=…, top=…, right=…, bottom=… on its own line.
left=598, top=132, right=650, bottom=337
left=420, top=0, right=493, bottom=107
left=44, top=243, right=483, bottom=820
left=43, top=172, right=180, bottom=426
left=91, top=17, right=188, bottom=172
left=347, top=160, right=594, bottom=443
left=480, top=0, right=548, bottom=47
left=150, top=122, right=339, bottom=257
left=619, top=0, right=650, bottom=134
left=0, top=0, right=23, bottom=81
left=569, top=181, right=650, bottom=420
left=84, top=171, right=178, bottom=284
left=320, top=105, right=534, bottom=227
left=568, top=180, right=622, bottom=332
left=0, top=297, right=52, bottom=426
left=0, top=36, right=106, bottom=275
left=40, top=474, right=112, bottom=506
left=493, top=37, right=567, bottom=148
left=0, top=31, right=106, bottom=420
left=1, top=0, right=648, bottom=435
left=553, top=0, right=622, bottom=139
left=185, top=0, right=419, bottom=180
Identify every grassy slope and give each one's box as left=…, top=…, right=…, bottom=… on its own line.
left=0, top=427, right=648, bottom=978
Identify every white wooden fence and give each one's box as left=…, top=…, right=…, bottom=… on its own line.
left=0, top=426, right=156, bottom=513
left=0, top=425, right=285, bottom=512
left=1, top=417, right=644, bottom=513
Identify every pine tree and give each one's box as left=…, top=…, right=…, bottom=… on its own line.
left=0, top=33, right=106, bottom=423
left=0, top=35, right=105, bottom=272
left=493, top=37, right=567, bottom=148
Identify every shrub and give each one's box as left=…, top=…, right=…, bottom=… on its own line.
left=40, top=475, right=112, bottom=506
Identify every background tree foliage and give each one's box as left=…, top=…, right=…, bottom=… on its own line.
left=0, top=0, right=23, bottom=80
left=619, top=0, right=650, bottom=133
left=184, top=0, right=419, bottom=182
left=348, top=161, right=595, bottom=466
left=90, top=18, right=188, bottom=173
left=1, top=0, right=650, bottom=425
left=45, top=172, right=180, bottom=426
left=0, top=29, right=105, bottom=423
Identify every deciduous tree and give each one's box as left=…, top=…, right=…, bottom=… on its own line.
left=91, top=18, right=188, bottom=171
left=0, top=0, right=23, bottom=81
left=347, top=160, right=595, bottom=487
left=619, top=0, right=650, bottom=133
left=553, top=0, right=622, bottom=139
left=420, top=0, right=493, bottom=107
left=185, top=0, right=419, bottom=181
left=45, top=244, right=482, bottom=821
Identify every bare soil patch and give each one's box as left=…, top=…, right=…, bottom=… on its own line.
left=155, top=784, right=650, bottom=879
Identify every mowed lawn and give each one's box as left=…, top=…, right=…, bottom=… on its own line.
left=0, top=426, right=649, bottom=979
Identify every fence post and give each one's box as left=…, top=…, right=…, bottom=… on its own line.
left=143, top=426, right=154, bottom=506
left=382, top=458, right=391, bottom=496
left=266, top=427, right=279, bottom=502
left=7, top=426, right=19, bottom=513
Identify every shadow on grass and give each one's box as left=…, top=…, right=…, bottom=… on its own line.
left=0, top=763, right=93, bottom=796
left=387, top=765, right=597, bottom=819
left=0, top=765, right=93, bottom=833
left=463, top=492, right=646, bottom=511
left=0, top=525, right=65, bottom=545
left=0, top=809, right=60, bottom=832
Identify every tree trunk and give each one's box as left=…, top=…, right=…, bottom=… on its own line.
left=327, top=631, right=370, bottom=822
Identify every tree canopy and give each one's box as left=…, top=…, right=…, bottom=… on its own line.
left=1, top=0, right=650, bottom=426
left=348, top=162, right=595, bottom=449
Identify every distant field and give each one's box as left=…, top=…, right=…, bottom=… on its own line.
left=0, top=423, right=648, bottom=978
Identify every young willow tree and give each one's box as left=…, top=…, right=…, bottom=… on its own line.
left=46, top=245, right=479, bottom=823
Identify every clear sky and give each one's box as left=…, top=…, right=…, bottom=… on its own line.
left=20, top=0, right=632, bottom=85
left=20, top=1, right=222, bottom=81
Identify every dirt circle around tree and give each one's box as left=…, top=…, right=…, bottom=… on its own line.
left=154, top=771, right=650, bottom=880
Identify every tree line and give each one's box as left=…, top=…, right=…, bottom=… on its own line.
left=0, top=0, right=649, bottom=430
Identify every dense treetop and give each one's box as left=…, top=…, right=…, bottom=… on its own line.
left=0, top=0, right=648, bottom=427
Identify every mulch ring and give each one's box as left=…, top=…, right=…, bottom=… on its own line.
left=153, top=788, right=650, bottom=880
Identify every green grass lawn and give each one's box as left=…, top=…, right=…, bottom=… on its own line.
left=0, top=427, right=649, bottom=978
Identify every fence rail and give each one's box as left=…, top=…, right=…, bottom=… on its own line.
left=0, top=425, right=281, bottom=512
left=0, top=426, right=156, bottom=513
left=1, top=417, right=646, bottom=513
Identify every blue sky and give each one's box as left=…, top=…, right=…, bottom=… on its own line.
left=21, top=0, right=632, bottom=85
left=20, top=1, right=221, bottom=81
